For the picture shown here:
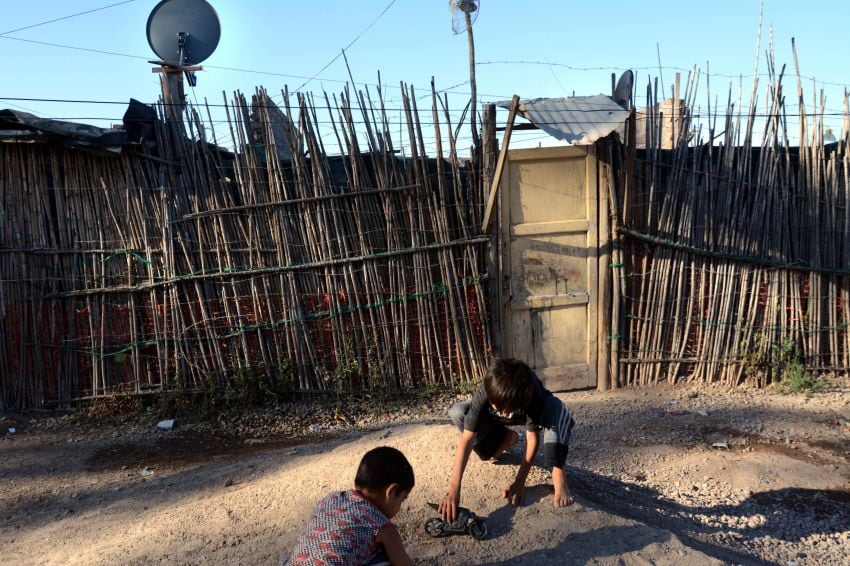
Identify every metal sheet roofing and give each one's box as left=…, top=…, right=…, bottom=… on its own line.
left=498, top=95, right=629, bottom=145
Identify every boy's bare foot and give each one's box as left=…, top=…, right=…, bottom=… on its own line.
left=490, top=429, right=519, bottom=461
left=553, top=487, right=574, bottom=508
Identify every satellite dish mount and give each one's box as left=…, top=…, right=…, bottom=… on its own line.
left=146, top=0, right=221, bottom=119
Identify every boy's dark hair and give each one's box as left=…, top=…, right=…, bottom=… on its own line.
left=483, top=357, right=535, bottom=413
left=355, top=446, right=415, bottom=493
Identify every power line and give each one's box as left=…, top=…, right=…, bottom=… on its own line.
left=2, top=96, right=847, bottom=118
left=0, top=32, right=379, bottom=88
left=0, top=96, right=478, bottom=113
left=2, top=3, right=848, bottom=100
left=478, top=60, right=850, bottom=89
left=0, top=0, right=137, bottom=36
left=5, top=28, right=845, bottom=103
left=2, top=100, right=57, bottom=118
left=291, top=0, right=397, bottom=93
left=207, top=65, right=349, bottom=84
left=0, top=33, right=474, bottom=97
left=0, top=34, right=148, bottom=60
left=8, top=115, right=845, bottom=132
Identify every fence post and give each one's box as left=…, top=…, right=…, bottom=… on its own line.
left=481, top=103, right=500, bottom=356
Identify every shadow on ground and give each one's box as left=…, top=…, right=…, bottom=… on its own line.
left=568, top=466, right=849, bottom=565
left=486, top=525, right=672, bottom=565
left=480, top=484, right=551, bottom=539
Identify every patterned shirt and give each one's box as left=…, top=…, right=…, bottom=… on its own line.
left=284, top=490, right=390, bottom=566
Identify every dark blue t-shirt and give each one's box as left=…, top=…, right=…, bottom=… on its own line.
left=462, top=375, right=552, bottom=433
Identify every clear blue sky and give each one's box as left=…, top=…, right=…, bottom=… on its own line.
left=2, top=0, right=848, bottom=151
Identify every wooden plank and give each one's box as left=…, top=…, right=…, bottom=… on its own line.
left=597, top=155, right=611, bottom=391
left=496, top=122, right=538, bottom=132
left=482, top=104, right=502, bottom=355
left=511, top=293, right=589, bottom=310
left=509, top=310, right=532, bottom=363
left=584, top=145, right=599, bottom=388
left=499, top=154, right=512, bottom=358
left=507, top=146, right=588, bottom=162
left=510, top=220, right=589, bottom=238
left=481, top=95, right=520, bottom=234
left=151, top=65, right=203, bottom=73
left=535, top=364, right=589, bottom=392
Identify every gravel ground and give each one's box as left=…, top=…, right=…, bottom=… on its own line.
left=563, top=384, right=850, bottom=565
left=1, top=381, right=848, bottom=565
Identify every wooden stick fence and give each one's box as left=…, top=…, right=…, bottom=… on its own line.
left=0, top=82, right=490, bottom=410
left=7, top=55, right=844, bottom=408
left=607, top=52, right=849, bottom=387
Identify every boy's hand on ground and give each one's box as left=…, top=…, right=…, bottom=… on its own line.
left=502, top=482, right=525, bottom=506
left=438, top=491, right=459, bottom=522
left=553, top=487, right=574, bottom=508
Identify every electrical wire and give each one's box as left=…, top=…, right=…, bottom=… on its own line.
left=2, top=35, right=846, bottom=101
left=0, top=34, right=149, bottom=60
left=2, top=96, right=848, bottom=116
left=291, top=0, right=397, bottom=93
left=0, top=0, right=137, bottom=36
left=0, top=34, right=483, bottom=97
left=478, top=60, right=850, bottom=89
left=1, top=100, right=57, bottom=117
left=1, top=2, right=847, bottom=101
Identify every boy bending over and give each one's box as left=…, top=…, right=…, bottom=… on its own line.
left=283, top=446, right=414, bottom=566
left=439, top=358, right=575, bottom=521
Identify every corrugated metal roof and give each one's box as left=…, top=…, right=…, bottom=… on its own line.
left=498, top=95, right=628, bottom=145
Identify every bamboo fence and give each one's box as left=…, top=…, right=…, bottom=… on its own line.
left=4, top=54, right=848, bottom=409
left=606, top=53, right=849, bottom=387
left=0, top=82, right=491, bottom=410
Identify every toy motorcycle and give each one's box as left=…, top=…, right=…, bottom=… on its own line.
left=424, top=502, right=488, bottom=540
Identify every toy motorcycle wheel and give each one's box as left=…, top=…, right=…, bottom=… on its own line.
left=424, top=518, right=446, bottom=537
left=469, top=520, right=488, bottom=540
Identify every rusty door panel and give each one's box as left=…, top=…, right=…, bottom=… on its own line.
left=507, top=156, right=588, bottom=224
left=500, top=146, right=597, bottom=391
left=509, top=232, right=588, bottom=298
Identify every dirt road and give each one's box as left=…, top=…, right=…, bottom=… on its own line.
left=2, top=384, right=848, bottom=565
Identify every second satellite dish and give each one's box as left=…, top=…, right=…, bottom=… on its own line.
left=146, top=0, right=220, bottom=65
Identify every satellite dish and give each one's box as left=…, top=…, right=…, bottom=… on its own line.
left=146, top=0, right=220, bottom=66
left=612, top=70, right=634, bottom=108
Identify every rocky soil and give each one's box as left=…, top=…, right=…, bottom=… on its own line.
left=1, top=381, right=848, bottom=565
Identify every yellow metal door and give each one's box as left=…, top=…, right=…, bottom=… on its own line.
left=499, top=146, right=598, bottom=391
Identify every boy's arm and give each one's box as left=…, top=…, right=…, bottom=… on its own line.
left=375, top=523, right=414, bottom=566
left=503, top=430, right=538, bottom=506
left=439, top=429, right=475, bottom=521
left=551, top=465, right=574, bottom=508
